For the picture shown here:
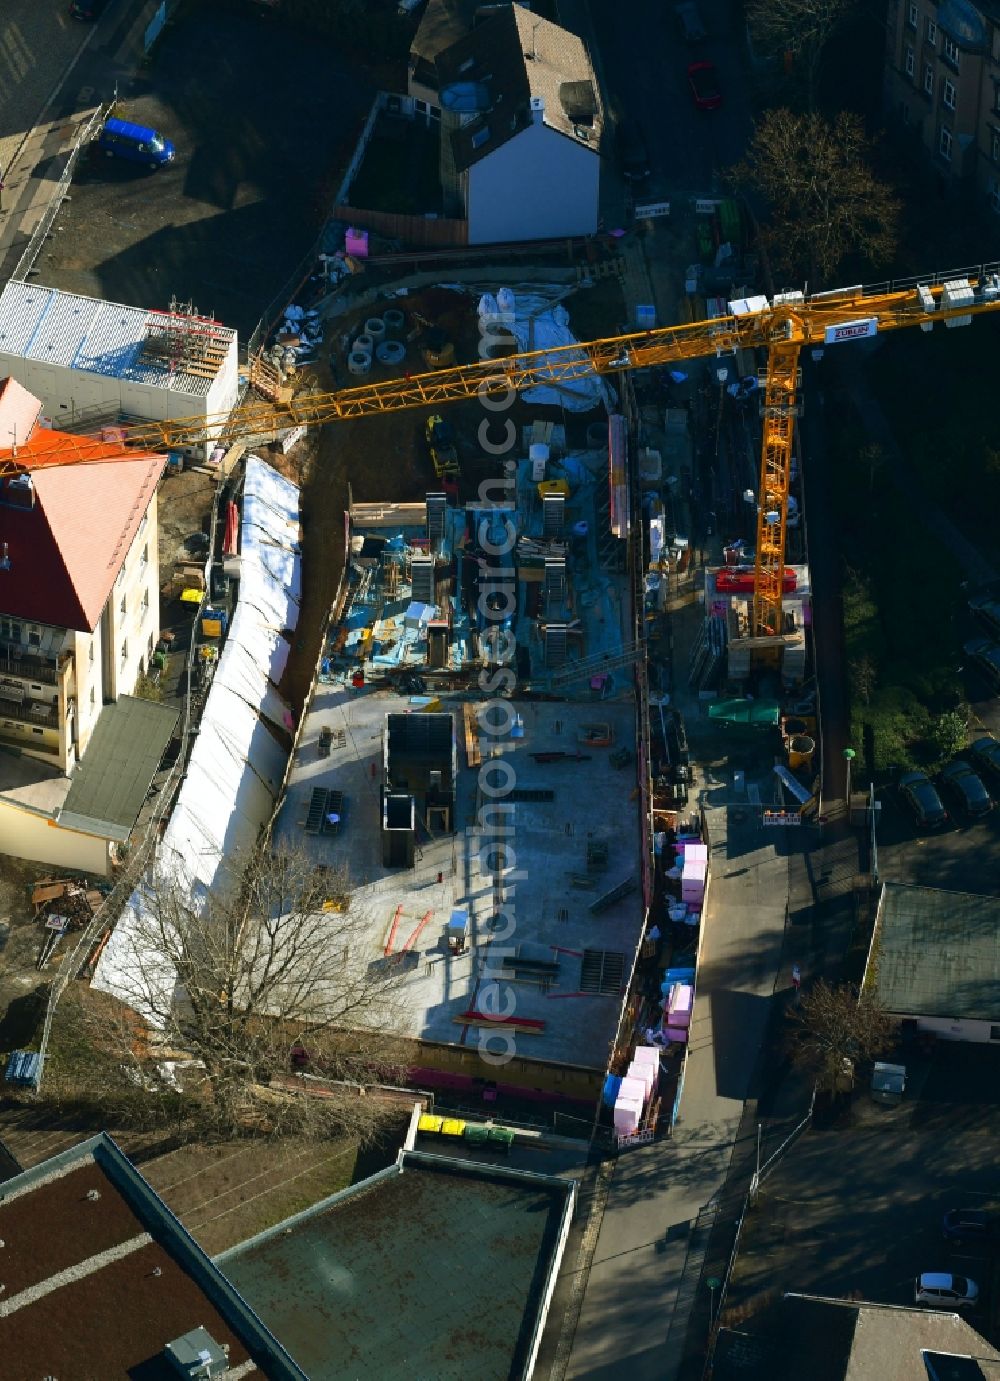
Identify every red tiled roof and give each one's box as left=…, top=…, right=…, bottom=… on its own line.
left=0, top=426, right=165, bottom=632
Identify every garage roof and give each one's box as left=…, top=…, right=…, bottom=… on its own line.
left=60, top=695, right=178, bottom=841
left=873, top=882, right=1000, bottom=1022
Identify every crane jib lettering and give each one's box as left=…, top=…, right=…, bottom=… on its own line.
left=824, top=318, right=878, bottom=345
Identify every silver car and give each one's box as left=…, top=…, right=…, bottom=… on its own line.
left=914, top=1272, right=979, bottom=1308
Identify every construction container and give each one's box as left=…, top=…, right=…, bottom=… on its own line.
left=418, top=1113, right=444, bottom=1134
left=486, top=1127, right=514, bottom=1152
left=529, top=442, right=549, bottom=482
left=463, top=1124, right=490, bottom=1146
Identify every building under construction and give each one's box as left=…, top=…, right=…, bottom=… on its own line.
left=0, top=282, right=239, bottom=458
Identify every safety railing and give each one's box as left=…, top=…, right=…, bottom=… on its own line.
left=9, top=105, right=107, bottom=284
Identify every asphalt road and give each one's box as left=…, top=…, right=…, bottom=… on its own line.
left=584, top=0, right=752, bottom=202
left=0, top=2, right=96, bottom=149
left=33, top=5, right=376, bottom=336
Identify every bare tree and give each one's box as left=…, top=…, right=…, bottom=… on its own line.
left=748, top=0, right=861, bottom=110
left=787, top=980, right=893, bottom=1091
left=849, top=654, right=877, bottom=707
left=92, top=846, right=408, bottom=1139
left=730, top=110, right=900, bottom=287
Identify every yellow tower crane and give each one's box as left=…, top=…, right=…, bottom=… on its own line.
left=3, top=267, right=1000, bottom=642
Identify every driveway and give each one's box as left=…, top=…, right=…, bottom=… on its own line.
left=35, top=5, right=376, bottom=336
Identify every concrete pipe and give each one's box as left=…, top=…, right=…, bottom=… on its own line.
left=383, top=308, right=405, bottom=339
left=354, top=332, right=375, bottom=355
left=365, top=317, right=387, bottom=342
left=376, top=339, right=406, bottom=366
left=348, top=350, right=372, bottom=376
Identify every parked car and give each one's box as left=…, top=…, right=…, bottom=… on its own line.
left=898, top=770, right=948, bottom=829
left=963, top=637, right=1000, bottom=690
left=687, top=61, right=722, bottom=111
left=675, top=1, right=707, bottom=41
left=619, top=120, right=650, bottom=181
left=97, top=117, right=175, bottom=169
left=969, top=594, right=1000, bottom=639
left=939, top=760, right=993, bottom=819
left=715, top=567, right=796, bottom=595
left=943, top=1209, right=999, bottom=1245
left=914, top=1272, right=979, bottom=1308
left=969, top=734, right=1000, bottom=779
left=69, top=0, right=110, bottom=16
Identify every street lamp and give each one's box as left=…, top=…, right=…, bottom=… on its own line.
left=707, top=1275, right=722, bottom=1341
left=843, top=747, right=856, bottom=812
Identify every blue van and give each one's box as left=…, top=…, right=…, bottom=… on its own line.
left=97, top=117, right=175, bottom=169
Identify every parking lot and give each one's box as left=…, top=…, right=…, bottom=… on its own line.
left=37, top=4, right=376, bottom=336
left=729, top=1041, right=1000, bottom=1339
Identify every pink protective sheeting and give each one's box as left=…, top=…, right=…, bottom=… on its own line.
left=613, top=1095, right=643, bottom=1135
left=345, top=226, right=369, bottom=258
left=633, top=1045, right=661, bottom=1068
left=664, top=1026, right=688, bottom=1044
left=667, top=982, right=694, bottom=1028
left=627, top=1061, right=654, bottom=1099
left=619, top=1075, right=647, bottom=1106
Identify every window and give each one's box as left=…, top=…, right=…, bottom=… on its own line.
left=141, top=588, right=149, bottom=620
left=908, top=0, right=917, bottom=25
left=924, top=62, right=935, bottom=95
left=137, top=512, right=148, bottom=539
left=901, top=102, right=912, bottom=126
left=991, top=1025, right=1000, bottom=1041
left=905, top=46, right=915, bottom=77
left=89, top=641, right=94, bottom=664
left=993, top=130, right=1000, bottom=162
left=943, top=79, right=957, bottom=110
left=120, top=639, right=128, bottom=668
left=940, top=125, right=953, bottom=160
left=991, top=179, right=1000, bottom=214
left=89, top=687, right=95, bottom=707
left=147, top=632, right=154, bottom=656
left=943, top=35, right=960, bottom=67
left=119, top=593, right=126, bottom=617
left=28, top=626, right=40, bottom=648
left=139, top=542, right=148, bottom=572
left=926, top=18, right=937, bottom=44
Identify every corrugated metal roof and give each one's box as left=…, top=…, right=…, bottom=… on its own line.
left=0, top=283, right=236, bottom=399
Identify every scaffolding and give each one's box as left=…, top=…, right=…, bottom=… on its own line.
left=138, top=296, right=231, bottom=381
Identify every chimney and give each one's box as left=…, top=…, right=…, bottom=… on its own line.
left=530, top=96, right=544, bottom=125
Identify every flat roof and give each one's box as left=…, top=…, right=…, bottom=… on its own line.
left=0, top=281, right=236, bottom=398
left=272, top=691, right=641, bottom=1069
left=61, top=695, right=178, bottom=841
left=218, top=1149, right=575, bottom=1381
left=873, top=883, right=1000, bottom=1022
left=0, top=1133, right=304, bottom=1379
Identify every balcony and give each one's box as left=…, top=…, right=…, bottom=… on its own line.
left=0, top=645, right=62, bottom=685
left=0, top=695, right=59, bottom=729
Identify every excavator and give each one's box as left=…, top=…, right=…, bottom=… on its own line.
left=4, top=263, right=1000, bottom=654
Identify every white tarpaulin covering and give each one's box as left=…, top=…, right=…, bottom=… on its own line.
left=92, top=457, right=301, bottom=1024
left=478, top=290, right=611, bottom=412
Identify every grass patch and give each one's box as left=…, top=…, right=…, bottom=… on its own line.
left=830, top=398, right=966, bottom=783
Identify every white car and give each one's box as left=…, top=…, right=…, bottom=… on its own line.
left=914, top=1272, right=979, bottom=1309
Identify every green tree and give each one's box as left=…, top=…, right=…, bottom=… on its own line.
left=730, top=110, right=900, bottom=287
left=930, top=709, right=967, bottom=761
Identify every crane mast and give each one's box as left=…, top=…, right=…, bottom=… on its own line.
left=2, top=266, right=1000, bottom=641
